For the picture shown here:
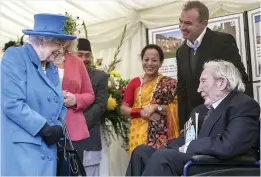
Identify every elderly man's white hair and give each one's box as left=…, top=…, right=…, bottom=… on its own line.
left=203, top=60, right=245, bottom=92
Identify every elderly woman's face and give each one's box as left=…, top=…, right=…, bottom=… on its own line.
left=142, top=48, right=162, bottom=77
left=41, top=40, right=64, bottom=62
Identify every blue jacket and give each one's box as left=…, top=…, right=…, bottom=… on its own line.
left=1, top=43, right=67, bottom=176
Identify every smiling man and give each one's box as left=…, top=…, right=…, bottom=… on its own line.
left=176, top=1, right=249, bottom=129
left=126, top=60, right=260, bottom=176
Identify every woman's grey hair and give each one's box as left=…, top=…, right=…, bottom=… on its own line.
left=203, top=60, right=245, bottom=92
left=66, top=39, right=78, bottom=55
left=28, top=35, right=66, bottom=45
left=28, top=35, right=78, bottom=55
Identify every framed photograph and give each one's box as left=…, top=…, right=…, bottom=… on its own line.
left=208, top=13, right=247, bottom=70
left=147, top=24, right=181, bottom=79
left=253, top=82, right=261, bottom=107
left=247, top=8, right=261, bottom=81
left=147, top=13, right=247, bottom=79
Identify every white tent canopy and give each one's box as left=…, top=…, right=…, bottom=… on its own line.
left=0, top=0, right=183, bottom=45
left=0, top=1, right=260, bottom=175
left=1, top=0, right=260, bottom=79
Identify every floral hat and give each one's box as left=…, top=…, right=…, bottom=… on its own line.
left=22, top=13, right=77, bottom=40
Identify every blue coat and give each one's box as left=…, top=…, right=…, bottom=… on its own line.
left=1, top=43, right=67, bottom=176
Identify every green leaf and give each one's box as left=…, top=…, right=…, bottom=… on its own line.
left=63, top=12, right=79, bottom=35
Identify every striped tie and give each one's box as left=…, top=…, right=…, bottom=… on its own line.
left=203, top=106, right=214, bottom=125
left=193, top=40, right=199, bottom=55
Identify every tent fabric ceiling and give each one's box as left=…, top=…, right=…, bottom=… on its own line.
left=0, top=0, right=176, bottom=44
left=0, top=0, right=260, bottom=50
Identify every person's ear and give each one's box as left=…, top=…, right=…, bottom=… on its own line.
left=219, top=77, right=228, bottom=91
left=201, top=20, right=208, bottom=27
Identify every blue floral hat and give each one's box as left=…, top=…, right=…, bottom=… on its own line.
left=22, top=13, right=77, bottom=40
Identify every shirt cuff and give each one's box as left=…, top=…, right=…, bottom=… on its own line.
left=184, top=141, right=190, bottom=153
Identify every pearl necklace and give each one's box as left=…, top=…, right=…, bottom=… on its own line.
left=138, top=74, right=160, bottom=108
left=54, top=55, right=65, bottom=65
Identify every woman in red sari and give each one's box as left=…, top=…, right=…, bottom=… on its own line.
left=121, top=44, right=180, bottom=154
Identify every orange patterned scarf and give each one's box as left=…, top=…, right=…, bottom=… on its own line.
left=147, top=76, right=180, bottom=149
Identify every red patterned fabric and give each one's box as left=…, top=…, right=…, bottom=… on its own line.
left=122, top=77, right=140, bottom=106
left=147, top=76, right=178, bottom=149
left=130, top=108, right=142, bottom=118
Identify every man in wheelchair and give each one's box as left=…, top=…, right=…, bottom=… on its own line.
left=126, top=60, right=260, bottom=176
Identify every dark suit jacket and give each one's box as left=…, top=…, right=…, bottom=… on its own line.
left=184, top=91, right=260, bottom=159
left=176, top=28, right=249, bottom=128
left=82, top=68, right=108, bottom=151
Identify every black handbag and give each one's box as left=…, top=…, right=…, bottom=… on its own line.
left=56, top=118, right=87, bottom=176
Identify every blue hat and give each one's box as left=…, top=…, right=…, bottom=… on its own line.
left=23, top=13, right=77, bottom=40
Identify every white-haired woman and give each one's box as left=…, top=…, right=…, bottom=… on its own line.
left=1, top=13, right=76, bottom=176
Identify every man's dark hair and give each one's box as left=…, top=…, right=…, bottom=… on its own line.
left=183, top=1, right=209, bottom=22
left=77, top=38, right=92, bottom=52
left=3, top=35, right=25, bottom=52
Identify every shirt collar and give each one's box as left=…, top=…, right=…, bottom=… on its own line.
left=210, top=93, right=228, bottom=109
left=186, top=27, right=207, bottom=49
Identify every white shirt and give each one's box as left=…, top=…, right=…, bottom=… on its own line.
left=186, top=27, right=207, bottom=49
left=58, top=68, right=64, bottom=83
left=211, top=94, right=228, bottom=109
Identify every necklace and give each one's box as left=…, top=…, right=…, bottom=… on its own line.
left=138, top=74, right=160, bottom=108
left=54, top=55, right=65, bottom=65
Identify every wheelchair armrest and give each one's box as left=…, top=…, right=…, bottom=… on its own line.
left=190, top=155, right=257, bottom=163
left=191, top=155, right=220, bottom=163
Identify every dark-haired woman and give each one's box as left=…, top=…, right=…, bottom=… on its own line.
left=120, top=44, right=180, bottom=154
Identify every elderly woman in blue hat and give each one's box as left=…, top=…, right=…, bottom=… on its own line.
left=1, top=13, right=76, bottom=176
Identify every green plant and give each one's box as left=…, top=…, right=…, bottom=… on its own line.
left=107, top=25, right=127, bottom=73
left=101, top=76, right=130, bottom=150
left=81, top=22, right=130, bottom=151
left=64, top=12, right=79, bottom=35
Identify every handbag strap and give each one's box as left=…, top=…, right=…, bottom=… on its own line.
left=58, top=117, right=75, bottom=151
left=58, top=118, right=85, bottom=175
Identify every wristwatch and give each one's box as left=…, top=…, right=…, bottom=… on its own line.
left=157, top=105, right=163, bottom=112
